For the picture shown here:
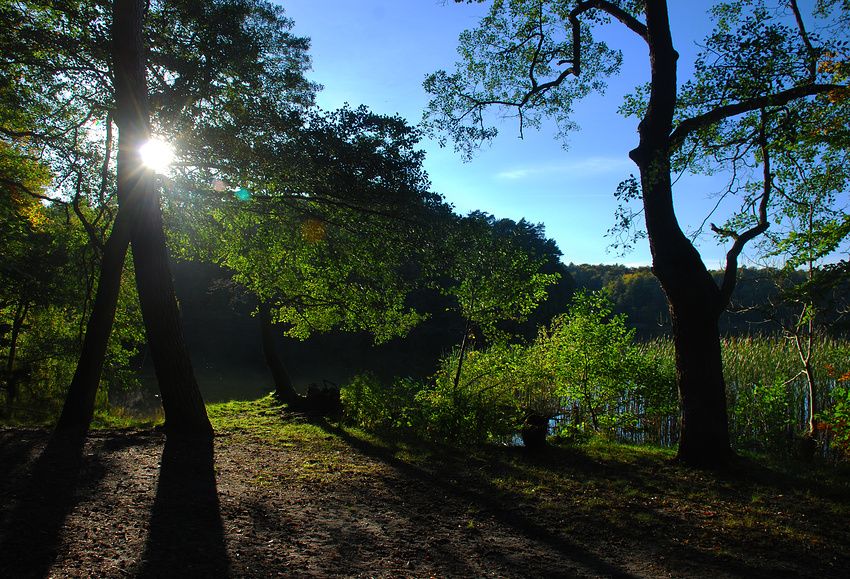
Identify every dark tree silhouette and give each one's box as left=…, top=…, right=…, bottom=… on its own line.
left=110, top=0, right=211, bottom=436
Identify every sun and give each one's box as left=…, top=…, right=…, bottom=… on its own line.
left=140, top=138, right=174, bottom=171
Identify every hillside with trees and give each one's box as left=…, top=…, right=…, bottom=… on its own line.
left=568, top=263, right=814, bottom=335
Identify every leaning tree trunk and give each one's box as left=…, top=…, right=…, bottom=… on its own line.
left=112, top=0, right=212, bottom=437
left=258, top=300, right=299, bottom=403
left=634, top=0, right=733, bottom=467
left=55, top=211, right=131, bottom=435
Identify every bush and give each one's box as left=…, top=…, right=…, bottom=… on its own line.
left=340, top=373, right=422, bottom=435
left=339, top=293, right=678, bottom=448
left=416, top=343, right=541, bottom=444
left=537, top=290, right=645, bottom=435
left=625, top=340, right=678, bottom=445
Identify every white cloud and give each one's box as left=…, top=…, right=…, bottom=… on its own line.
left=496, top=157, right=633, bottom=180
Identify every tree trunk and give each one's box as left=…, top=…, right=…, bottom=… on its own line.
left=634, top=0, right=733, bottom=467
left=2, top=300, right=29, bottom=419
left=453, top=317, right=472, bottom=395
left=55, top=211, right=131, bottom=435
left=258, top=300, right=299, bottom=403
left=795, top=324, right=817, bottom=436
left=112, top=0, right=212, bottom=437
left=667, top=280, right=733, bottom=465
left=795, top=327, right=818, bottom=461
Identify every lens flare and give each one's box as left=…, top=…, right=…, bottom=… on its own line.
left=235, top=188, right=252, bottom=201
left=140, top=139, right=174, bottom=171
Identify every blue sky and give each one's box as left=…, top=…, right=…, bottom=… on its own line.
left=280, top=0, right=739, bottom=267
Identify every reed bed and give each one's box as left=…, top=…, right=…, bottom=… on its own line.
left=624, top=335, right=850, bottom=458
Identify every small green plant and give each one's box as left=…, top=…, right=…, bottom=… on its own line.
left=820, top=368, right=850, bottom=460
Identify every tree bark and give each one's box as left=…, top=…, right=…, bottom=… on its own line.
left=258, top=300, right=299, bottom=403
left=55, top=211, right=130, bottom=435
left=633, top=0, right=733, bottom=467
left=113, top=0, right=212, bottom=437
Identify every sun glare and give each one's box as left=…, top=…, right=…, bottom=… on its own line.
left=140, top=138, right=174, bottom=171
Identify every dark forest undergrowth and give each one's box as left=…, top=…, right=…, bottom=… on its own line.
left=1, top=397, right=849, bottom=578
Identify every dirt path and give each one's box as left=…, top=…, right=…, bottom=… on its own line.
left=0, top=422, right=847, bottom=578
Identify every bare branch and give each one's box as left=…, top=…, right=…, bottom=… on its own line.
left=788, top=0, right=818, bottom=81
left=528, top=18, right=547, bottom=92
left=571, top=1, right=648, bottom=43
left=73, top=190, right=106, bottom=252
left=717, top=109, right=773, bottom=308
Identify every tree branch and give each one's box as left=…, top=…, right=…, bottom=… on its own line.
left=789, top=0, right=818, bottom=81
left=0, top=178, right=66, bottom=205
left=571, top=1, right=648, bottom=43
left=670, top=83, right=845, bottom=148
left=715, top=109, right=772, bottom=308
left=73, top=191, right=106, bottom=252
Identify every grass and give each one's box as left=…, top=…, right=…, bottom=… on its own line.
left=473, top=439, right=850, bottom=553
left=208, top=396, right=337, bottom=449
left=207, top=396, right=387, bottom=484
left=338, top=409, right=850, bottom=568
left=90, top=406, right=164, bottom=430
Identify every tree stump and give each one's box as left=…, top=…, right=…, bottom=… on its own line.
left=521, top=413, right=548, bottom=450
left=289, top=382, right=342, bottom=416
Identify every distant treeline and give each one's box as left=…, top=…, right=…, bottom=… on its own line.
left=567, top=263, right=806, bottom=336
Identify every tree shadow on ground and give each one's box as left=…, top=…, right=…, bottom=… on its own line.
left=472, top=444, right=850, bottom=577
left=312, top=420, right=850, bottom=578
left=0, top=430, right=92, bottom=579
left=313, top=419, right=638, bottom=578
left=138, top=435, right=229, bottom=578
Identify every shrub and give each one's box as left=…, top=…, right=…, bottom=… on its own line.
left=416, top=343, right=541, bottom=444
left=821, top=366, right=850, bottom=460
left=538, top=290, right=642, bottom=434
left=626, top=340, right=678, bottom=445
left=340, top=373, right=422, bottom=434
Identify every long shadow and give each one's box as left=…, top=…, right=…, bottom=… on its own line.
left=138, top=435, right=229, bottom=578
left=314, top=420, right=637, bottom=578
left=0, top=430, right=91, bottom=579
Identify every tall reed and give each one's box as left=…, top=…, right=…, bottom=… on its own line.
left=721, top=334, right=850, bottom=457
left=636, top=334, right=850, bottom=457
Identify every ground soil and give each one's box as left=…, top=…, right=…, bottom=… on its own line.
left=1, top=416, right=848, bottom=578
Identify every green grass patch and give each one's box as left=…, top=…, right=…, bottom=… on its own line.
left=90, top=407, right=164, bottom=430
left=207, top=396, right=332, bottom=447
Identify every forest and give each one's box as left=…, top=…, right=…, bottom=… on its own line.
left=2, top=0, right=850, bottom=577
